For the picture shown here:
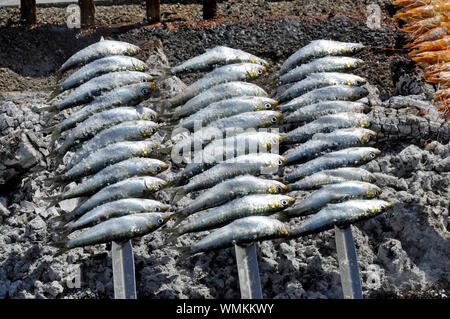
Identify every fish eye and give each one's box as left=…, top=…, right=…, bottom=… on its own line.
left=271, top=116, right=278, bottom=123
left=141, top=88, right=148, bottom=94
left=257, top=69, right=263, bottom=75
left=277, top=159, right=283, bottom=165
left=154, top=207, right=160, bottom=212
left=370, top=152, right=376, bottom=158
left=276, top=186, right=283, bottom=192
left=264, top=103, right=272, bottom=109
left=156, top=166, right=162, bottom=172
left=281, top=200, right=288, bottom=206
left=150, top=114, right=155, bottom=120
left=157, top=218, right=164, bottom=224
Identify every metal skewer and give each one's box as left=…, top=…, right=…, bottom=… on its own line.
left=112, top=240, right=137, bottom=299
left=334, top=225, right=363, bottom=299
left=234, top=242, right=263, bottom=299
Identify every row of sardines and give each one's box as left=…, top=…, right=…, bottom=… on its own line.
left=43, top=38, right=172, bottom=255
left=156, top=41, right=392, bottom=260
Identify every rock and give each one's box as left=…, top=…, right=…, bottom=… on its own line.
left=45, top=281, right=64, bottom=297
left=58, top=198, right=80, bottom=213
left=0, top=202, right=11, bottom=217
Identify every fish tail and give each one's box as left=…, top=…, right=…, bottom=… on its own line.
left=163, top=227, right=182, bottom=244
left=157, top=67, right=172, bottom=81
left=159, top=145, right=173, bottom=154
left=287, top=183, right=299, bottom=191
left=45, top=86, right=62, bottom=101
left=164, top=185, right=185, bottom=202
left=49, top=212, right=73, bottom=225
left=51, top=239, right=70, bottom=257
left=275, top=211, right=291, bottom=223
left=45, top=175, right=64, bottom=184
left=171, top=211, right=189, bottom=227
left=173, top=246, right=193, bottom=265
left=40, top=104, right=58, bottom=113
left=42, top=194, right=63, bottom=206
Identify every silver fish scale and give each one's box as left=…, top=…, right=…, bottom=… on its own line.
left=66, top=176, right=167, bottom=222
left=284, top=147, right=381, bottom=183
left=289, top=167, right=376, bottom=191
left=279, top=72, right=367, bottom=102
left=68, top=120, right=159, bottom=165
left=61, top=158, right=167, bottom=200
left=284, top=101, right=367, bottom=123
left=172, top=111, right=281, bottom=154
left=60, top=56, right=149, bottom=92
left=284, top=181, right=382, bottom=217
left=171, top=46, right=267, bottom=74
left=283, top=113, right=370, bottom=144
left=184, top=153, right=286, bottom=193
left=181, top=175, right=287, bottom=218
left=165, top=63, right=266, bottom=108
left=59, top=107, right=158, bottom=159
left=55, top=71, right=153, bottom=111
left=280, top=56, right=364, bottom=84
left=67, top=212, right=170, bottom=249
left=68, top=198, right=169, bottom=232
left=280, top=85, right=368, bottom=113
left=288, top=200, right=392, bottom=238
left=180, top=96, right=277, bottom=130
left=191, top=216, right=290, bottom=254
left=279, top=40, right=365, bottom=76
left=59, top=40, right=140, bottom=73
left=56, top=82, right=154, bottom=133
left=63, top=141, right=158, bottom=181
left=174, top=81, right=268, bottom=119
left=177, top=194, right=294, bottom=235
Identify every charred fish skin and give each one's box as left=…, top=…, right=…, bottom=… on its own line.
left=279, top=85, right=369, bottom=113
left=282, top=113, right=371, bottom=144
left=65, top=120, right=160, bottom=164
left=170, top=46, right=268, bottom=75
left=164, top=63, right=267, bottom=108
left=66, top=198, right=170, bottom=232
left=283, top=128, right=377, bottom=165
left=52, top=71, right=154, bottom=111
left=60, top=176, right=168, bottom=223
left=279, top=40, right=365, bottom=76
left=280, top=56, right=365, bottom=84
left=53, top=82, right=155, bottom=134
left=58, top=212, right=171, bottom=252
left=171, top=111, right=282, bottom=155
left=282, top=181, right=382, bottom=218
left=288, top=167, right=377, bottom=191
left=60, top=141, right=159, bottom=182
left=186, top=216, right=291, bottom=256
left=55, top=106, right=158, bottom=159
left=58, top=40, right=141, bottom=74
left=278, top=72, right=367, bottom=103
left=176, top=175, right=288, bottom=221
left=55, top=158, right=169, bottom=201
left=174, top=153, right=288, bottom=195
left=169, top=194, right=295, bottom=239
left=56, top=56, right=149, bottom=95
left=287, top=200, right=392, bottom=239
left=182, top=132, right=283, bottom=181
left=284, top=101, right=368, bottom=124
left=284, top=147, right=381, bottom=184
left=179, top=97, right=278, bottom=130
left=173, top=81, right=268, bottom=120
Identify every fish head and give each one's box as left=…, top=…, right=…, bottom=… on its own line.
left=366, top=184, right=383, bottom=198
left=263, top=112, right=282, bottom=127
left=278, top=195, right=296, bottom=208
left=150, top=212, right=173, bottom=228
left=267, top=180, right=288, bottom=194
left=140, top=107, right=159, bottom=121
left=360, top=129, right=377, bottom=143
left=257, top=97, right=278, bottom=111
left=145, top=160, right=169, bottom=175
left=136, top=82, right=155, bottom=100
left=139, top=124, right=158, bottom=138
